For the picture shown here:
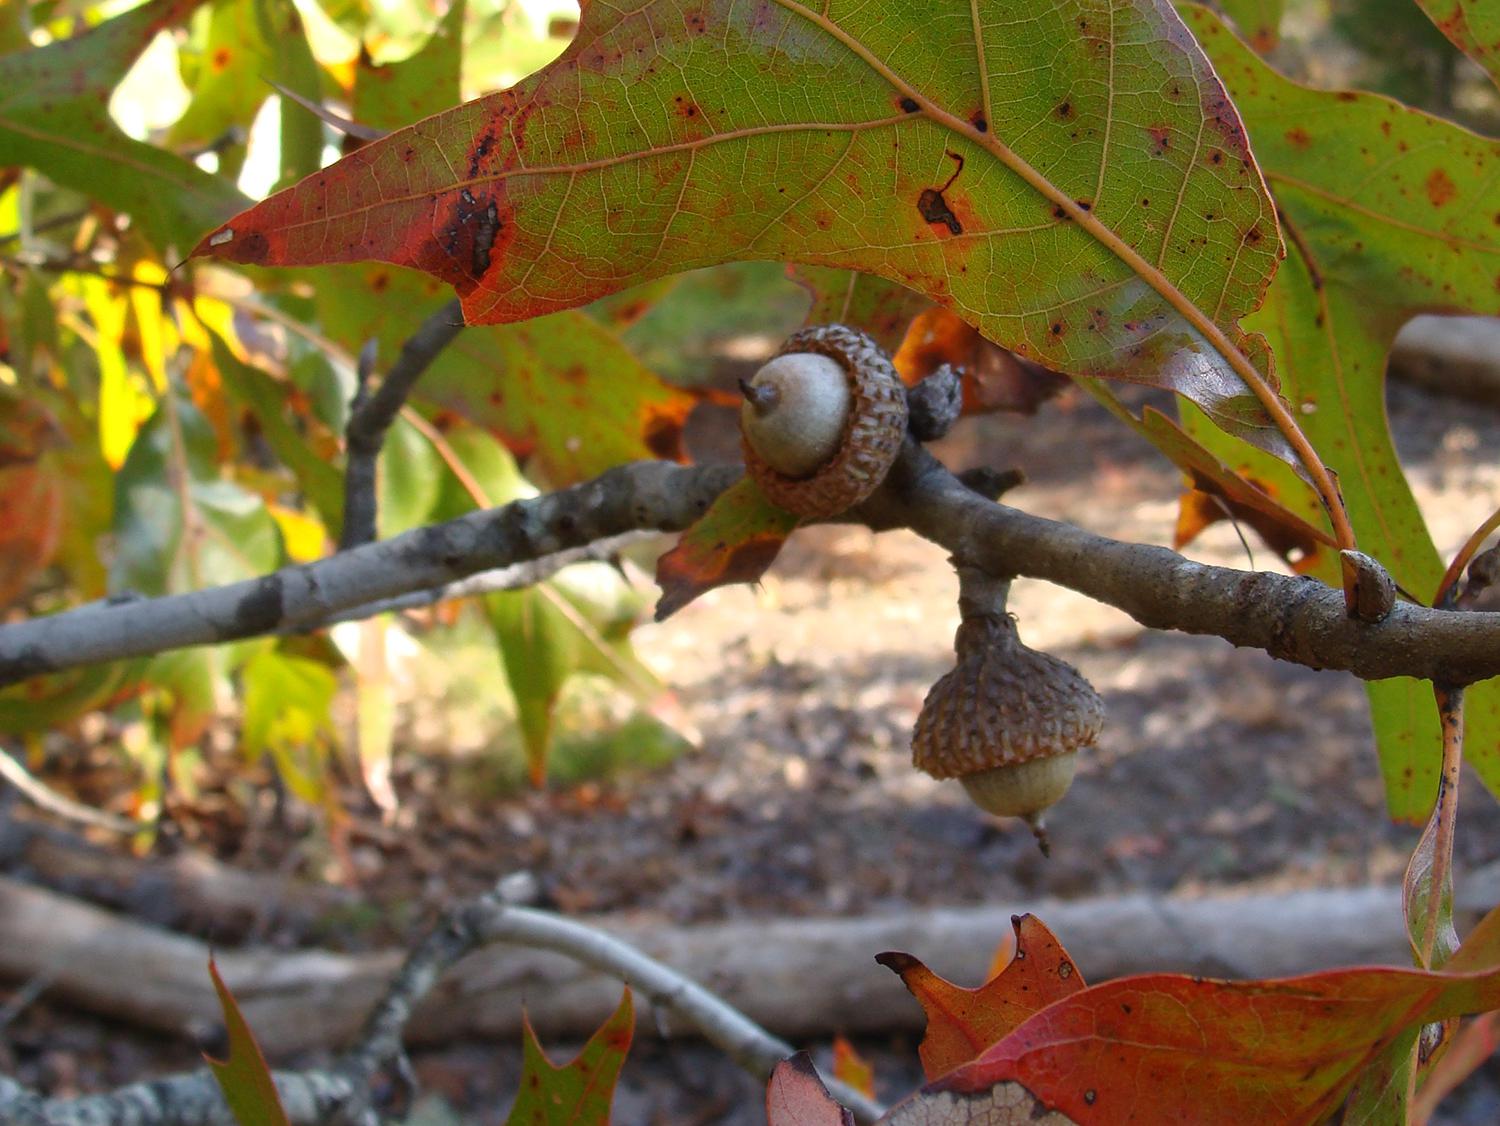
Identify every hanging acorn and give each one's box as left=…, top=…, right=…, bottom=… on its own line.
left=912, top=568, right=1104, bottom=851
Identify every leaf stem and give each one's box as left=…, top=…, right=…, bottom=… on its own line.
left=1433, top=505, right=1500, bottom=609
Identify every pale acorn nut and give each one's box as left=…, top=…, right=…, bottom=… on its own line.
left=912, top=612, right=1104, bottom=832
left=740, top=324, right=908, bottom=518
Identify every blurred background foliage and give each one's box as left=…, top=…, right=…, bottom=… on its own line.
left=0, top=0, right=1495, bottom=855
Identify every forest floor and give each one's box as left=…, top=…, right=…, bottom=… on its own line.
left=6, top=375, right=1500, bottom=1123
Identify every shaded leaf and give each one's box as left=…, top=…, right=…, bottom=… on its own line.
left=0, top=462, right=64, bottom=608
left=1414, top=0, right=1500, bottom=90
left=111, top=398, right=283, bottom=597
left=1339, top=1028, right=1416, bottom=1126
left=878, top=914, right=1086, bottom=1081
left=1214, top=0, right=1284, bottom=51
left=790, top=266, right=930, bottom=354
left=353, top=0, right=465, bottom=131
left=654, top=477, right=801, bottom=621
left=0, top=661, right=135, bottom=735
left=486, top=566, right=659, bottom=786
left=314, top=264, right=693, bottom=484
left=505, top=988, right=633, bottom=1124
left=893, top=308, right=1066, bottom=414
left=204, top=326, right=346, bottom=528
left=0, top=0, right=246, bottom=252
left=196, top=0, right=1307, bottom=465
left=1076, top=381, right=1331, bottom=571
left=765, top=1053, right=854, bottom=1126
left=205, top=956, right=290, bottom=1126
left=1180, top=5, right=1500, bottom=818
left=936, top=954, right=1500, bottom=1125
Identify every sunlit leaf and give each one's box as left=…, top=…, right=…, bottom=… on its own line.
left=879, top=914, right=1086, bottom=1081
left=934, top=946, right=1500, bottom=1125
left=240, top=648, right=339, bottom=804
left=0, top=0, right=245, bottom=252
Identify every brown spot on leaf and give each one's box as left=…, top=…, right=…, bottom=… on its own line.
left=1285, top=127, right=1310, bottom=149
left=211, top=47, right=231, bottom=70
left=1148, top=125, right=1172, bottom=154
left=899, top=96, right=920, bottom=113
left=1426, top=168, right=1457, bottom=207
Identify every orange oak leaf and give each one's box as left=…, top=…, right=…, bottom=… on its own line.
left=933, top=953, right=1500, bottom=1125
left=654, top=478, right=800, bottom=620
left=878, top=914, right=1085, bottom=1081
left=892, top=308, right=1065, bottom=414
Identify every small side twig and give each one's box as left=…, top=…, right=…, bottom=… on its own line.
left=0, top=751, right=143, bottom=835
left=339, top=299, right=466, bottom=550
left=296, top=532, right=655, bottom=632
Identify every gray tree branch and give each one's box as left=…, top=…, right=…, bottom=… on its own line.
left=0, top=882, right=884, bottom=1126
left=3, top=445, right=1500, bottom=690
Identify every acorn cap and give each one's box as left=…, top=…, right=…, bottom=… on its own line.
left=742, top=324, right=908, bottom=518
left=912, top=614, right=1104, bottom=783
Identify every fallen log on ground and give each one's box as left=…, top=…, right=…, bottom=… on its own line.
left=0, top=874, right=1462, bottom=1056
left=1391, top=315, right=1500, bottom=405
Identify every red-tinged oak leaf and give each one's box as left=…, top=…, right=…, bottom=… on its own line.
left=0, top=463, right=64, bottom=609
left=1413, top=0, right=1500, bottom=90
left=878, top=914, right=1086, bottom=1081
left=654, top=477, right=800, bottom=620
left=205, top=956, right=290, bottom=1126
left=892, top=308, right=1065, bottom=414
left=935, top=959, right=1500, bottom=1126
left=505, top=988, right=634, bottom=1124
left=192, top=0, right=1306, bottom=468
left=765, top=1053, right=855, bottom=1126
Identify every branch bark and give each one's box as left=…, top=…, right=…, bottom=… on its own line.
left=3, top=445, right=1500, bottom=689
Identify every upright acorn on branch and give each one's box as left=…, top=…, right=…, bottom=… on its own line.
left=739, top=324, right=908, bottom=517
left=913, top=568, right=1105, bottom=853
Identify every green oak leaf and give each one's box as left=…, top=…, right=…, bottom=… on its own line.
left=504, top=989, right=633, bottom=1124
left=1180, top=5, right=1500, bottom=818
left=0, top=0, right=246, bottom=253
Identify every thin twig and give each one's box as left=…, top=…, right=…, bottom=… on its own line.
left=294, top=532, right=656, bottom=631
left=0, top=750, right=143, bottom=835
left=339, top=299, right=466, bottom=549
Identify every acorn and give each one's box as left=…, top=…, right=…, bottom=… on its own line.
left=912, top=570, right=1104, bottom=850
left=739, top=324, right=908, bottom=518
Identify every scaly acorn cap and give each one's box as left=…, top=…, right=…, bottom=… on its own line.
left=912, top=613, right=1104, bottom=816
left=740, top=324, right=908, bottom=518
